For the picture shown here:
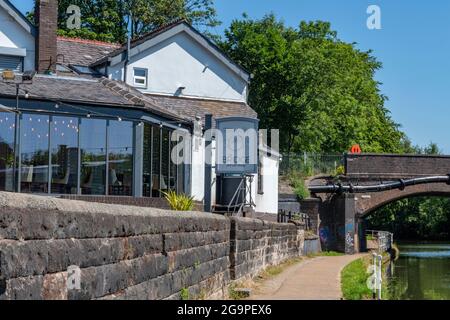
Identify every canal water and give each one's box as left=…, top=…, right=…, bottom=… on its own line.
left=387, top=243, right=450, bottom=300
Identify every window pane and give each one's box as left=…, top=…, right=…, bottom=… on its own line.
left=108, top=120, right=133, bottom=196
left=176, top=134, right=185, bottom=194
left=135, top=78, right=145, bottom=85
left=80, top=118, right=106, bottom=195
left=142, top=124, right=152, bottom=197
left=51, top=116, right=78, bottom=194
left=134, top=69, right=146, bottom=78
left=20, top=114, right=49, bottom=193
left=161, top=128, right=170, bottom=194
left=0, top=112, right=16, bottom=191
left=169, top=131, right=177, bottom=191
left=152, top=126, right=160, bottom=197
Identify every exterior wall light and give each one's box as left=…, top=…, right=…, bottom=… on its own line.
left=1, top=70, right=15, bottom=81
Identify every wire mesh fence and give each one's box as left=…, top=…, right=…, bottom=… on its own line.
left=280, top=153, right=345, bottom=176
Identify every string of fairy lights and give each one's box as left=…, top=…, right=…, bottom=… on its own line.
left=0, top=81, right=190, bottom=154
left=2, top=81, right=190, bottom=128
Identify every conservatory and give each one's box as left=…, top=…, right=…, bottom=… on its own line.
left=0, top=77, right=189, bottom=199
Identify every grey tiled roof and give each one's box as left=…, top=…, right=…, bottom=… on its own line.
left=99, top=79, right=186, bottom=121
left=0, top=75, right=189, bottom=123
left=0, top=75, right=134, bottom=106
left=57, top=37, right=120, bottom=67
left=144, top=94, right=258, bottom=126
left=0, top=75, right=256, bottom=125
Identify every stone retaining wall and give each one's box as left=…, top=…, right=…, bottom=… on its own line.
left=229, top=217, right=303, bottom=280
left=0, top=192, right=310, bottom=300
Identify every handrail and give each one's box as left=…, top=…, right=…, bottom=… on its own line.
left=309, top=175, right=450, bottom=194
left=227, top=177, right=245, bottom=213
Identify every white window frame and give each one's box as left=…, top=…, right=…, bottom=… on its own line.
left=133, top=68, right=148, bottom=88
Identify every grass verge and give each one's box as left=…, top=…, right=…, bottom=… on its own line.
left=341, top=253, right=392, bottom=300
left=341, top=257, right=372, bottom=300
left=307, top=251, right=344, bottom=258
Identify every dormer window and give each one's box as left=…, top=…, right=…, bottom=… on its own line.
left=133, top=68, right=148, bottom=88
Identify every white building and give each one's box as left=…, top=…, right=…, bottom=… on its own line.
left=0, top=1, right=280, bottom=217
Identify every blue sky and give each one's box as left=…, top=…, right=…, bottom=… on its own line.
left=11, top=0, right=450, bottom=152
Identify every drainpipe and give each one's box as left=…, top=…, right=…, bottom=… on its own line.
left=204, top=114, right=213, bottom=212
left=123, top=36, right=131, bottom=83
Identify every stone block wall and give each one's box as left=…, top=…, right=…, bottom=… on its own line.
left=229, top=217, right=303, bottom=280
left=0, top=193, right=229, bottom=300
left=0, top=192, right=310, bottom=300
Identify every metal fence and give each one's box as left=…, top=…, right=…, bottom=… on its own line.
left=280, top=153, right=345, bottom=176
left=277, top=210, right=311, bottom=230
left=366, top=230, right=394, bottom=253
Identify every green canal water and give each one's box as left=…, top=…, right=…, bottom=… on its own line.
left=387, top=243, right=450, bottom=300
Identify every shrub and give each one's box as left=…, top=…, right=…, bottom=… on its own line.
left=335, top=165, right=345, bottom=176
left=288, top=173, right=310, bottom=200
left=162, top=190, right=195, bottom=211
left=180, top=288, right=190, bottom=300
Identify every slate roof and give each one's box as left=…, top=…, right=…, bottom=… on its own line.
left=0, top=75, right=191, bottom=123
left=143, top=94, right=258, bottom=126
left=99, top=78, right=187, bottom=121
left=0, top=75, right=132, bottom=106
left=57, top=37, right=120, bottom=67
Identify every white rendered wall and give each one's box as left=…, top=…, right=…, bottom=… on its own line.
left=190, top=134, right=205, bottom=202
left=254, top=155, right=279, bottom=214
left=0, top=7, right=35, bottom=71
left=190, top=135, right=217, bottom=207
left=109, top=31, right=248, bottom=102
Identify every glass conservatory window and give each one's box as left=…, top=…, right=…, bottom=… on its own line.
left=80, top=118, right=107, bottom=195
left=50, top=116, right=79, bottom=194
left=108, top=120, right=133, bottom=196
left=0, top=112, right=16, bottom=192
left=20, top=114, right=50, bottom=193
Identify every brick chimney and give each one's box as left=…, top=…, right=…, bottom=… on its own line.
left=35, top=0, right=58, bottom=73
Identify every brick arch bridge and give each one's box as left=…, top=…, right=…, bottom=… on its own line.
left=303, top=154, right=450, bottom=254
left=357, top=183, right=450, bottom=217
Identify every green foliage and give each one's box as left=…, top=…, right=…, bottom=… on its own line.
left=341, top=258, right=372, bottom=300
left=367, top=196, right=450, bottom=240
left=318, top=251, right=344, bottom=257
left=228, top=284, right=248, bottom=300
left=162, top=190, right=195, bottom=211
left=30, top=0, right=220, bottom=43
left=335, top=165, right=345, bottom=176
left=180, top=287, right=190, bottom=300
left=219, top=15, right=407, bottom=154
left=288, top=172, right=310, bottom=200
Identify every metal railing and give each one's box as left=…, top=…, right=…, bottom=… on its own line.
left=226, top=175, right=255, bottom=216
left=277, top=210, right=311, bottom=230
left=366, top=230, right=394, bottom=253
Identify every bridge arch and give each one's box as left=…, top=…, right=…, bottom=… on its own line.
left=356, top=183, right=450, bottom=217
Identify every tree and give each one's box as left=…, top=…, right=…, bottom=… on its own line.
left=31, top=0, right=220, bottom=43
left=219, top=15, right=407, bottom=154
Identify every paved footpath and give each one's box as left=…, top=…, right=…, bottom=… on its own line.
left=249, top=254, right=367, bottom=300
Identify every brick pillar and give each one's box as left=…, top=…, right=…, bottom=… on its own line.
left=35, top=0, right=58, bottom=73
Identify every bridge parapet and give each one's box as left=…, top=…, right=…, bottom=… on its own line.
left=345, top=153, right=450, bottom=179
